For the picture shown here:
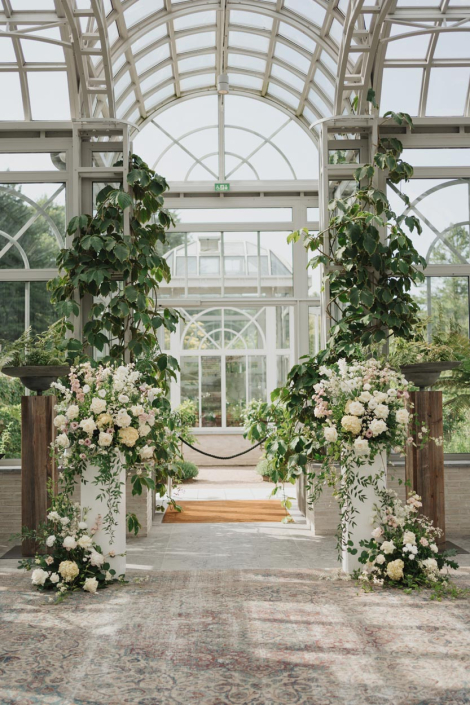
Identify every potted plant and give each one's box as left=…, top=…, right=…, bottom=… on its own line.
left=1, top=320, right=70, bottom=395
left=388, top=332, right=460, bottom=390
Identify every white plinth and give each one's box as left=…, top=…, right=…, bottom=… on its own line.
left=342, top=450, right=386, bottom=574
left=81, top=457, right=126, bottom=576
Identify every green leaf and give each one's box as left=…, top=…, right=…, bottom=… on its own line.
left=117, top=191, right=132, bottom=210
left=360, top=289, right=374, bottom=307
left=114, top=244, right=129, bottom=262
left=363, top=234, right=377, bottom=254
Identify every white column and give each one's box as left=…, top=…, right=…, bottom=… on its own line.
left=342, top=450, right=386, bottom=573
left=81, top=457, right=126, bottom=576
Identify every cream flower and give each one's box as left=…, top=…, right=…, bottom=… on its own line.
left=89, top=550, right=105, bottom=567
left=375, top=554, right=386, bottom=565
left=53, top=414, right=67, bottom=428
left=138, top=424, right=151, bottom=437
left=349, top=401, right=365, bottom=416
left=323, top=426, right=338, bottom=443
left=371, top=527, right=383, bottom=540
left=118, top=426, right=139, bottom=447
left=381, top=540, right=396, bottom=555
left=98, top=431, right=113, bottom=447
left=130, top=404, right=145, bottom=417
left=98, top=389, right=107, bottom=398
left=386, top=559, right=404, bottom=581
left=56, top=433, right=70, bottom=449
left=139, top=444, right=155, bottom=460
left=354, top=438, right=370, bottom=456
left=358, top=391, right=372, bottom=403
left=58, top=560, right=79, bottom=582
left=90, top=397, right=107, bottom=415
left=115, top=410, right=132, bottom=428
left=341, top=415, right=362, bottom=435
left=77, top=535, right=93, bottom=549
left=118, top=394, right=129, bottom=403
left=63, top=536, right=77, bottom=550
left=66, top=405, right=79, bottom=420
left=96, top=413, right=113, bottom=429
left=83, top=577, right=99, bottom=594
left=374, top=404, right=389, bottom=420
left=403, top=531, right=416, bottom=545
left=46, top=535, right=56, bottom=547
left=78, top=521, right=88, bottom=530
left=396, top=408, right=410, bottom=425
left=31, top=568, right=49, bottom=586
left=47, top=511, right=60, bottom=521
left=369, top=419, right=387, bottom=437
left=49, top=572, right=60, bottom=584
left=105, top=571, right=113, bottom=582
left=80, top=417, right=97, bottom=435
left=421, top=557, right=438, bottom=572
left=430, top=543, right=438, bottom=553
left=373, top=392, right=388, bottom=404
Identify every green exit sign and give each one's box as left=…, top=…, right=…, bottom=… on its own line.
left=215, top=182, right=230, bottom=192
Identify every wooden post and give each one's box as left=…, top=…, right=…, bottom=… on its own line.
left=21, top=395, right=57, bottom=556
left=405, top=391, right=445, bottom=545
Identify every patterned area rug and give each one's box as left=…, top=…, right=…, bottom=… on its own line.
left=163, top=500, right=288, bottom=523
left=0, top=568, right=469, bottom=705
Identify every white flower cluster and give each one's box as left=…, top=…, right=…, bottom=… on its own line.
left=313, top=358, right=411, bottom=459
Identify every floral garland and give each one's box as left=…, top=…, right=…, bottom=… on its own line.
left=356, top=490, right=458, bottom=589
left=306, top=358, right=436, bottom=556
left=52, top=362, right=165, bottom=538
left=18, top=493, right=122, bottom=599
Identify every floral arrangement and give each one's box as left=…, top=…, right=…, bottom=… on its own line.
left=52, top=362, right=165, bottom=535
left=356, top=490, right=458, bottom=589
left=18, top=493, right=121, bottom=598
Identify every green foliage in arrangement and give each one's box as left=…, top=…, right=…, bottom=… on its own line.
left=289, top=97, right=426, bottom=359
left=176, top=460, right=199, bottom=481
left=255, top=457, right=275, bottom=480
left=48, top=154, right=181, bottom=386
left=0, top=320, right=68, bottom=368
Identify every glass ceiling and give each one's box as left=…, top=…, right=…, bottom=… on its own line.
left=0, top=1, right=469, bottom=127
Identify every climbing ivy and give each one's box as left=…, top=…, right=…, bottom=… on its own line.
left=48, top=154, right=180, bottom=383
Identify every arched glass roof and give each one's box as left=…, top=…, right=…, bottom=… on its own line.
left=0, top=1, right=469, bottom=127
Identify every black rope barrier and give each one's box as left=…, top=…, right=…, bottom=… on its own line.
left=178, top=436, right=267, bottom=461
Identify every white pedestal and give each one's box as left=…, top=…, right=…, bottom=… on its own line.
left=342, top=450, right=386, bottom=574
left=81, top=457, right=126, bottom=576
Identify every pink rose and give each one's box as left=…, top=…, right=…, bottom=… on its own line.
left=80, top=453, right=86, bottom=460
left=84, top=438, right=91, bottom=446
left=71, top=422, right=79, bottom=430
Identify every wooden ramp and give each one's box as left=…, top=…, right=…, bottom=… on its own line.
left=163, top=500, right=288, bottom=523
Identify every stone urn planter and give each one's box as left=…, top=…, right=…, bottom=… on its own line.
left=2, top=365, right=70, bottom=395
left=400, top=361, right=461, bottom=391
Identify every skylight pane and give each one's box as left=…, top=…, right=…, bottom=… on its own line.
left=180, top=74, right=215, bottom=91
left=0, top=73, right=24, bottom=119
left=278, top=23, right=316, bottom=52
left=307, top=88, right=331, bottom=116
left=320, top=50, right=337, bottom=74
left=174, top=11, right=216, bottom=31
left=135, top=44, right=170, bottom=74
left=145, top=84, right=175, bottom=111
left=124, top=0, right=164, bottom=28
left=225, top=95, right=287, bottom=133
left=434, top=32, right=470, bottom=59
left=178, top=54, right=215, bottom=73
left=380, top=67, right=422, bottom=116
left=274, top=43, right=310, bottom=73
left=228, top=53, right=266, bottom=73
left=114, top=70, right=132, bottom=98
left=140, top=66, right=173, bottom=94
left=107, top=21, right=119, bottom=47
left=228, top=73, right=263, bottom=90
left=0, top=37, right=16, bottom=62
left=271, top=64, right=305, bottom=92
left=229, top=31, right=269, bottom=53
left=131, top=26, right=167, bottom=54
left=21, top=29, right=64, bottom=63
left=176, top=32, right=216, bottom=53
left=269, top=83, right=299, bottom=109
left=10, top=0, right=55, bottom=7
left=386, top=25, right=431, bottom=60
left=314, top=67, right=334, bottom=98
left=28, top=71, right=70, bottom=119
left=155, top=95, right=218, bottom=134
left=329, top=19, right=343, bottom=45
left=230, top=10, right=273, bottom=31
left=427, top=68, right=470, bottom=115
left=117, top=92, right=136, bottom=118
left=113, top=53, right=127, bottom=76
left=284, top=0, right=326, bottom=27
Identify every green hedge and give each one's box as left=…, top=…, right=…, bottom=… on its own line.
left=176, top=460, right=199, bottom=481
left=0, top=404, right=21, bottom=458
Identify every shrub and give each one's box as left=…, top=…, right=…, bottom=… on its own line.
left=0, top=374, right=23, bottom=405
left=255, top=458, right=273, bottom=479
left=0, top=404, right=21, bottom=458
left=176, top=460, right=199, bottom=481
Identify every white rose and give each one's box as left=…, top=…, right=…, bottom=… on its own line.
left=115, top=410, right=132, bottom=428
left=341, top=415, right=362, bottom=435
left=114, top=381, right=124, bottom=392
left=374, top=392, right=388, bottom=404
left=63, top=536, right=77, bottom=550
left=388, top=389, right=398, bottom=398
left=98, top=431, right=113, bottom=447
left=421, top=557, right=438, bottom=572
left=82, top=384, right=90, bottom=394
left=369, top=419, right=387, bottom=437
left=371, top=527, right=383, bottom=540
left=403, top=531, right=416, bottom=545
left=139, top=444, right=155, bottom=460
left=146, top=415, right=155, bottom=427
left=89, top=550, right=105, bottom=567
left=381, top=540, right=396, bottom=555
left=83, top=577, right=99, bottom=594
left=78, top=521, right=88, bottom=530
left=66, top=405, right=80, bottom=420
left=98, top=389, right=107, bottom=398
left=323, top=426, right=338, bottom=443
left=396, top=408, right=410, bottom=425
left=46, top=535, right=56, bottom=547
left=60, top=517, right=70, bottom=525
left=56, top=433, right=70, bottom=449
left=363, top=383, right=371, bottom=390
left=53, top=414, right=67, bottom=428
left=118, top=394, right=129, bottom=403
left=375, top=554, right=386, bottom=565
left=374, top=404, right=389, bottom=420
left=148, top=388, right=161, bottom=402
left=349, top=401, right=365, bottom=416
left=354, top=438, right=370, bottom=456
left=31, top=568, right=49, bottom=586
left=90, top=397, right=107, bottom=415
left=430, top=543, right=438, bottom=553
left=80, top=417, right=97, bottom=435
left=138, top=424, right=151, bottom=437
left=49, top=572, right=60, bottom=584
left=130, top=404, right=145, bottom=417
left=358, top=391, right=372, bottom=403
left=105, top=571, right=113, bottom=581
left=129, top=371, right=140, bottom=383
left=77, top=535, right=93, bottom=549
left=47, top=511, right=60, bottom=521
